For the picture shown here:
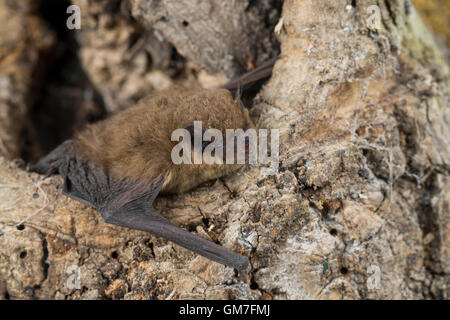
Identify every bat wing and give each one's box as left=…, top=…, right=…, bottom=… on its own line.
left=100, top=176, right=249, bottom=271
left=32, top=141, right=249, bottom=270
left=32, top=140, right=74, bottom=175
left=222, top=56, right=277, bottom=91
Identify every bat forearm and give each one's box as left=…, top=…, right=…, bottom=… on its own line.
left=104, top=208, right=249, bottom=271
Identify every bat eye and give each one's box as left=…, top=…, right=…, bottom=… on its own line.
left=184, top=125, right=195, bottom=137
left=184, top=125, right=206, bottom=151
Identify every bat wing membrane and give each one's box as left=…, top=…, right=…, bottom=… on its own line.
left=101, top=177, right=249, bottom=271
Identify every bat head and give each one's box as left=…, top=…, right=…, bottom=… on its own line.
left=73, top=87, right=255, bottom=194
left=161, top=88, right=255, bottom=193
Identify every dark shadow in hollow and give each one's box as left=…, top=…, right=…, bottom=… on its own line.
left=22, top=0, right=107, bottom=163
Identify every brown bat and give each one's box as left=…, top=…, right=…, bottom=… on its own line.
left=31, top=58, right=275, bottom=271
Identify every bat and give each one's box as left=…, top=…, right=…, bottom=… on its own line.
left=31, top=58, right=276, bottom=271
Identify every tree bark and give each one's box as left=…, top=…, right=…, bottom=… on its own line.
left=0, top=0, right=449, bottom=299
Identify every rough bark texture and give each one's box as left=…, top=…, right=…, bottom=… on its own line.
left=0, top=0, right=449, bottom=300
left=129, top=0, right=282, bottom=77
left=72, top=0, right=177, bottom=113
left=412, top=0, right=450, bottom=44
left=0, top=0, right=55, bottom=158
left=72, top=0, right=281, bottom=113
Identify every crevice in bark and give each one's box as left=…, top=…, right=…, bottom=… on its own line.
left=21, top=0, right=107, bottom=163
left=40, top=233, right=50, bottom=286
left=415, top=173, right=442, bottom=270
left=384, top=0, right=398, bottom=26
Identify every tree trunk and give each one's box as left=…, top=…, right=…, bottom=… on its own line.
left=0, top=0, right=448, bottom=299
